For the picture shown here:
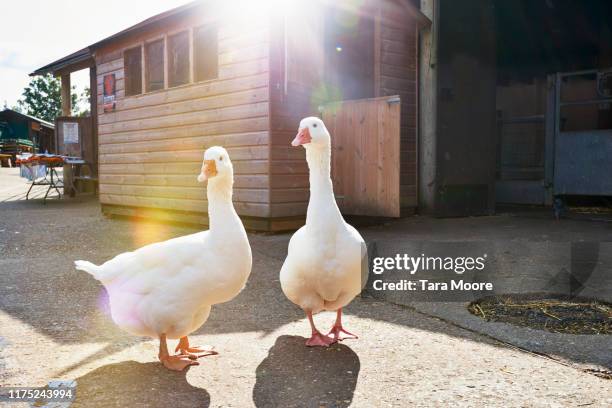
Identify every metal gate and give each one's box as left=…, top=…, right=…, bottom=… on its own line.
left=550, top=69, right=612, bottom=197
left=321, top=95, right=401, bottom=217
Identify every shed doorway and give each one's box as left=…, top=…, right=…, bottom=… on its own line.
left=323, top=6, right=375, bottom=101
left=279, top=0, right=421, bottom=223
left=320, top=5, right=400, bottom=218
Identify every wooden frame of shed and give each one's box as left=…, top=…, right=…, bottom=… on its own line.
left=34, top=0, right=429, bottom=231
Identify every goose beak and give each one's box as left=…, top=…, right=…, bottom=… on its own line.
left=197, top=160, right=217, bottom=182
left=291, top=127, right=312, bottom=146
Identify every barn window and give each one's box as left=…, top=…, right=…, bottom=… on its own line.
left=124, top=46, right=142, bottom=96
left=145, top=39, right=165, bottom=92
left=193, top=25, right=218, bottom=82
left=168, top=31, right=190, bottom=87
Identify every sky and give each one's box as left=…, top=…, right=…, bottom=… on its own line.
left=0, top=0, right=191, bottom=109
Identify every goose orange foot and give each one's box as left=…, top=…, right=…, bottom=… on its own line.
left=327, top=308, right=358, bottom=341
left=159, top=333, right=199, bottom=371
left=175, top=336, right=218, bottom=359
left=305, top=310, right=337, bottom=347
left=328, top=325, right=358, bottom=341
left=306, top=331, right=337, bottom=347
left=161, top=354, right=200, bottom=371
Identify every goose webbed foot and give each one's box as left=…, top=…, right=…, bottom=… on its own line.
left=306, top=331, right=336, bottom=347
left=305, top=310, right=337, bottom=347
left=161, top=354, right=200, bottom=371
left=327, top=308, right=358, bottom=341
left=327, top=325, right=358, bottom=341
left=159, top=333, right=199, bottom=371
left=175, top=336, right=218, bottom=359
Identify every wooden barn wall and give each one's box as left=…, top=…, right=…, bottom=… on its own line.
left=376, top=1, right=419, bottom=207
left=95, top=11, right=271, bottom=219
left=268, top=2, right=324, bottom=218
left=268, top=0, right=419, bottom=218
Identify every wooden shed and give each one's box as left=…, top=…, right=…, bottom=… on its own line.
left=34, top=0, right=429, bottom=230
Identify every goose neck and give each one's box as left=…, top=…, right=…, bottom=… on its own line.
left=206, top=177, right=239, bottom=234
left=305, top=144, right=343, bottom=225
left=306, top=144, right=333, bottom=196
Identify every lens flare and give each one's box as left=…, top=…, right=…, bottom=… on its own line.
left=130, top=213, right=172, bottom=248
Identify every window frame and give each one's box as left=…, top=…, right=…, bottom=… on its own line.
left=144, top=36, right=166, bottom=93
left=120, top=23, right=219, bottom=99
left=193, top=24, right=219, bottom=83
left=123, top=45, right=143, bottom=97
left=167, top=30, right=191, bottom=88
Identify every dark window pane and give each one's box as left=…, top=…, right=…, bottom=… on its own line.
left=145, top=39, right=165, bottom=92
left=124, top=47, right=142, bottom=96
left=168, top=31, right=190, bottom=87
left=194, top=25, right=218, bottom=82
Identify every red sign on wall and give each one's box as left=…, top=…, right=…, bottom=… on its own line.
left=103, top=74, right=116, bottom=113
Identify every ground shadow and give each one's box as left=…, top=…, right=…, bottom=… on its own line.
left=0, top=195, right=302, bottom=344
left=73, top=361, right=209, bottom=407
left=253, top=335, right=360, bottom=408
left=2, top=194, right=610, bottom=373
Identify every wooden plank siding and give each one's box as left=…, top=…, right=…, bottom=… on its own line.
left=267, top=1, right=324, bottom=218
left=268, top=0, right=419, bottom=219
left=91, top=0, right=419, bottom=229
left=95, top=11, right=272, bottom=219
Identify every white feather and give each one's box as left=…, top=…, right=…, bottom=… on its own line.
left=75, top=146, right=252, bottom=339
left=280, top=118, right=367, bottom=314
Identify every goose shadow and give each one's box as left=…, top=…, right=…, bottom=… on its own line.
left=253, top=335, right=360, bottom=408
left=73, top=361, right=209, bottom=407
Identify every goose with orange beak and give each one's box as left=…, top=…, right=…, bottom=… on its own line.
left=281, top=117, right=368, bottom=346
left=197, top=159, right=218, bottom=182
left=291, top=125, right=312, bottom=146
left=76, top=146, right=252, bottom=370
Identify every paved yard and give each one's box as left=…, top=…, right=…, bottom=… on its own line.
left=0, top=168, right=610, bottom=407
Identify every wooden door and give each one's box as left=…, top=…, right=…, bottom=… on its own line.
left=322, top=95, right=401, bottom=217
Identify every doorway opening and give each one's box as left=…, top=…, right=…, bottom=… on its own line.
left=323, top=6, right=375, bottom=101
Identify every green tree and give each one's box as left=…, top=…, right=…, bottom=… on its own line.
left=16, top=74, right=78, bottom=122
left=76, top=87, right=91, bottom=117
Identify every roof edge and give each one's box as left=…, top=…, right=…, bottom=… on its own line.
left=30, top=47, right=93, bottom=76
left=0, top=109, right=55, bottom=128
left=31, top=1, right=201, bottom=77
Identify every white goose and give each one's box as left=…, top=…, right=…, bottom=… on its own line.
left=75, top=146, right=252, bottom=370
left=280, top=117, right=368, bottom=347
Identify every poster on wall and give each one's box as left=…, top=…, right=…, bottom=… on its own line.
left=103, top=73, right=116, bottom=112
left=63, top=122, right=79, bottom=144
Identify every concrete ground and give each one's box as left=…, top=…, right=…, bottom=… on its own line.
left=360, top=209, right=612, bottom=372
left=1, top=167, right=611, bottom=407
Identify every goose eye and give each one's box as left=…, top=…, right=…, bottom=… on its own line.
left=219, top=156, right=223, bottom=161
left=313, top=123, right=318, bottom=128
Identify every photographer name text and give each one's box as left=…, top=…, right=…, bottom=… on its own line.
left=370, top=253, right=494, bottom=292
left=372, top=279, right=493, bottom=291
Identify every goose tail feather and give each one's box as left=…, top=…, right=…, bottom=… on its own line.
left=75, top=260, right=103, bottom=280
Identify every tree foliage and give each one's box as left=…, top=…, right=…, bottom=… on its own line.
left=77, top=87, right=91, bottom=117
left=16, top=74, right=79, bottom=122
